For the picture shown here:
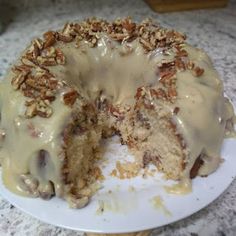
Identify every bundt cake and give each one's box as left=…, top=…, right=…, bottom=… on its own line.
left=0, top=18, right=235, bottom=208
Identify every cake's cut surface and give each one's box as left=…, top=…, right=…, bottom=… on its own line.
left=0, top=18, right=235, bottom=208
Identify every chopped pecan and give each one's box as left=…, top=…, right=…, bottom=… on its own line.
left=192, top=66, right=204, bottom=77
left=41, top=47, right=56, bottom=58
left=25, top=76, right=41, bottom=90
left=21, top=57, right=36, bottom=67
left=173, top=107, right=180, bottom=115
left=109, top=105, right=124, bottom=120
left=190, top=155, right=204, bottom=179
left=63, top=90, right=79, bottom=106
left=34, top=38, right=44, bottom=50
left=122, top=18, right=136, bottom=32
left=55, top=48, right=66, bottom=65
left=143, top=100, right=155, bottom=110
left=12, top=64, right=32, bottom=74
left=25, top=101, right=37, bottom=118
left=158, top=61, right=175, bottom=74
left=135, top=87, right=146, bottom=99
left=62, top=22, right=76, bottom=36
left=150, top=88, right=167, bottom=99
left=41, top=90, right=56, bottom=102
left=176, top=49, right=188, bottom=57
left=37, top=56, right=57, bottom=66
left=36, top=100, right=53, bottom=118
left=57, top=33, right=73, bottom=43
left=175, top=58, right=186, bottom=71
left=30, top=39, right=43, bottom=59
left=186, top=61, right=195, bottom=70
left=11, top=72, right=28, bottom=90
left=167, top=87, right=177, bottom=99
left=139, top=38, right=154, bottom=52
left=159, top=71, right=176, bottom=87
left=109, top=32, right=129, bottom=42
left=43, top=31, right=57, bottom=48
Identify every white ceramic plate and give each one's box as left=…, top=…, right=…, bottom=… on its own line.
left=0, top=136, right=236, bottom=233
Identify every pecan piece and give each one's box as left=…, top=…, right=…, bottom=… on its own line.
left=21, top=57, right=36, bottom=67
left=11, top=73, right=28, bottom=90
left=186, top=61, right=195, bottom=70
left=173, top=107, right=180, bottom=115
left=175, top=58, right=186, bottom=71
left=109, top=32, right=128, bottom=42
left=55, top=48, right=66, bottom=65
left=190, top=155, right=204, bottom=179
left=192, top=66, right=204, bottom=77
left=43, top=31, right=57, bottom=48
left=150, top=88, right=167, bottom=99
left=63, top=90, right=78, bottom=106
left=30, top=39, right=43, bottom=59
left=160, top=70, right=176, bottom=80
left=122, top=18, right=136, bottom=32
left=135, top=87, right=145, bottom=99
left=34, top=38, right=44, bottom=50
left=139, top=38, right=154, bottom=52
left=57, top=33, right=73, bottom=43
left=37, top=56, right=57, bottom=66
left=41, top=47, right=56, bottom=58
left=36, top=100, right=53, bottom=118
left=109, top=105, right=124, bottom=120
left=176, top=49, right=188, bottom=57
left=167, top=87, right=177, bottom=99
left=25, top=101, right=37, bottom=118
left=12, top=64, right=32, bottom=74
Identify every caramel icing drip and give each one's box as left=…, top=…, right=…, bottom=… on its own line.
left=0, top=18, right=235, bottom=199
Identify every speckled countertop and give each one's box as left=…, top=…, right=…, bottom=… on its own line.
left=0, top=0, right=236, bottom=235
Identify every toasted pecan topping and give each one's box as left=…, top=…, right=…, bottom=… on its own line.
left=63, top=90, right=79, bottom=106
left=43, top=31, right=57, bottom=48
left=173, top=107, right=180, bottom=115
left=25, top=99, right=53, bottom=118
left=175, top=58, right=186, bottom=71
left=186, top=61, right=195, bottom=70
left=25, top=100, right=37, bottom=118
left=11, top=72, right=28, bottom=90
left=109, top=105, right=125, bottom=120
left=9, top=18, right=191, bottom=118
left=150, top=88, right=167, bottom=99
left=135, top=87, right=146, bottom=100
left=159, top=71, right=176, bottom=86
left=55, top=48, right=66, bottom=65
left=190, top=155, right=204, bottom=179
left=192, top=66, right=204, bottom=77
left=167, top=86, right=177, bottom=99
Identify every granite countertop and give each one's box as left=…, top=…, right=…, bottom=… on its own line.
left=0, top=0, right=236, bottom=235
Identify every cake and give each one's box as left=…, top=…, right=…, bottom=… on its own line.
left=0, top=18, right=235, bottom=208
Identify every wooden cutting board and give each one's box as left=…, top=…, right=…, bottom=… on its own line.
left=145, top=0, right=228, bottom=12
